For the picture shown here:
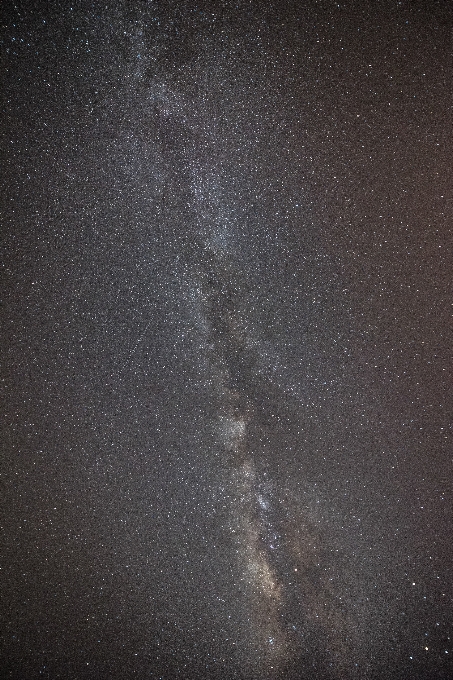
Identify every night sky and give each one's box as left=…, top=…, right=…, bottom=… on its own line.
left=1, top=1, right=452, bottom=678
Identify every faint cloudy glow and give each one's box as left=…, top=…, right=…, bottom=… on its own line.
left=218, top=415, right=246, bottom=451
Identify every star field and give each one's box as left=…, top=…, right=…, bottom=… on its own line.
left=1, top=1, right=452, bottom=678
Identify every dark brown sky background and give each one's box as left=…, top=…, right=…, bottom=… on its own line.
left=1, top=1, right=452, bottom=678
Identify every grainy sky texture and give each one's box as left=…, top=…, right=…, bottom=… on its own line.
left=1, top=1, right=452, bottom=678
